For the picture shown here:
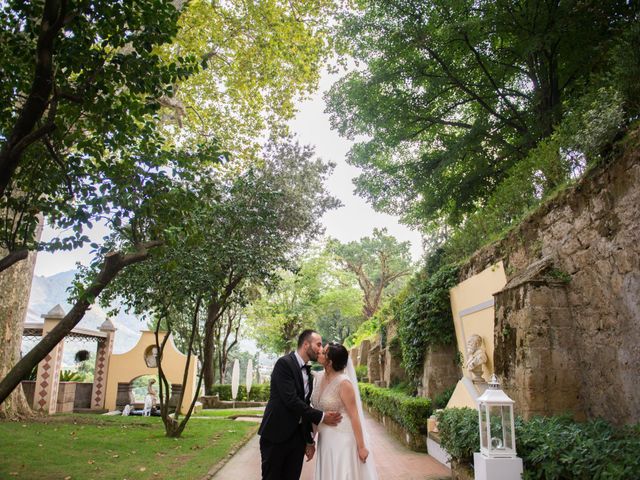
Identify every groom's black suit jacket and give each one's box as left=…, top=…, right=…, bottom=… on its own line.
left=259, top=352, right=323, bottom=444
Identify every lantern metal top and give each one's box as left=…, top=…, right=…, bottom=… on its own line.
left=477, top=374, right=515, bottom=404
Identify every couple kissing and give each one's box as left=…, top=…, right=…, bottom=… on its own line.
left=258, top=329, right=378, bottom=480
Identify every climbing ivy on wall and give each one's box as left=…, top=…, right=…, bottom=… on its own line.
left=397, top=263, right=460, bottom=384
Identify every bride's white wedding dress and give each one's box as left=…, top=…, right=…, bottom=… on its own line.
left=311, top=364, right=378, bottom=480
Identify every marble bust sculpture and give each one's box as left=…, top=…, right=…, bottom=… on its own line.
left=465, top=334, right=487, bottom=383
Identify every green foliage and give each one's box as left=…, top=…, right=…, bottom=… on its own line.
left=247, top=246, right=364, bottom=354
left=397, top=264, right=460, bottom=384
left=432, top=386, right=455, bottom=410
left=160, top=0, right=338, bottom=158
left=437, top=408, right=640, bottom=478
left=207, top=384, right=270, bottom=402
left=328, top=0, right=638, bottom=230
left=104, top=137, right=338, bottom=348
left=355, top=365, right=368, bottom=382
left=59, top=370, right=84, bottom=382
left=517, top=416, right=640, bottom=480
left=0, top=0, right=198, bottom=258
left=329, top=228, right=414, bottom=318
left=315, top=284, right=364, bottom=344
left=439, top=86, right=628, bottom=264
left=435, top=408, right=480, bottom=468
left=359, top=383, right=431, bottom=435
left=547, top=268, right=572, bottom=284
left=345, top=311, right=383, bottom=348
left=23, top=365, right=37, bottom=382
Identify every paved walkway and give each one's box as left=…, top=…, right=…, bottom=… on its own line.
left=210, top=411, right=451, bottom=480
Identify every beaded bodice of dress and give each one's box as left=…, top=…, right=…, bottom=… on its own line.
left=311, top=372, right=349, bottom=412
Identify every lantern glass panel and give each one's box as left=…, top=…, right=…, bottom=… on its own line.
left=479, top=404, right=489, bottom=450
left=488, top=405, right=507, bottom=452
left=502, top=405, right=514, bottom=450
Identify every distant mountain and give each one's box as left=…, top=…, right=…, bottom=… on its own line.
left=27, top=269, right=146, bottom=354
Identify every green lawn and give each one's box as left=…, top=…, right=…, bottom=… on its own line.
left=196, top=408, right=264, bottom=418
left=0, top=414, right=257, bottom=480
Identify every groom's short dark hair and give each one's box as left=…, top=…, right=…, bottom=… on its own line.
left=297, top=329, right=317, bottom=348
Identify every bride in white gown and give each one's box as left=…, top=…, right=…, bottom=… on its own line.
left=311, top=342, right=378, bottom=480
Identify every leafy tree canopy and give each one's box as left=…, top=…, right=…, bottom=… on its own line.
left=328, top=228, right=413, bottom=318
left=247, top=247, right=364, bottom=353
left=100, top=137, right=339, bottom=388
left=0, top=0, right=199, bottom=267
left=161, top=0, right=339, bottom=160
left=327, top=0, right=639, bottom=229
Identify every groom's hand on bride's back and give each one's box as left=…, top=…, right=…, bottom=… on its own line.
left=322, top=411, right=342, bottom=426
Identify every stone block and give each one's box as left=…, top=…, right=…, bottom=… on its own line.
left=358, top=340, right=371, bottom=367
left=421, top=344, right=459, bottom=399
left=384, top=343, right=407, bottom=387
left=367, top=342, right=382, bottom=384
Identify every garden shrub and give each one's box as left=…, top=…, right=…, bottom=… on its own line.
left=435, top=407, right=479, bottom=468
left=436, top=408, right=640, bottom=479
left=517, top=416, right=640, bottom=480
left=360, top=383, right=431, bottom=435
left=355, top=365, right=368, bottom=382
left=432, top=385, right=455, bottom=409
left=207, top=383, right=270, bottom=401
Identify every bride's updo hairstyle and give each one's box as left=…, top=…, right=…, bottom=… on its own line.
left=326, top=342, right=348, bottom=372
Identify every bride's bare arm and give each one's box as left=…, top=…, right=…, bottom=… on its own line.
left=339, top=380, right=370, bottom=463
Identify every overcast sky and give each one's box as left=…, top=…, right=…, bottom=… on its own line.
left=33, top=69, right=424, bottom=277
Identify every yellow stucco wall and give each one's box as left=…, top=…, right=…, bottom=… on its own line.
left=104, top=331, right=198, bottom=413
left=447, top=262, right=507, bottom=409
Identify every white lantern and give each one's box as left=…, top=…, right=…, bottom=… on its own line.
left=477, top=374, right=517, bottom=458
left=474, top=374, right=523, bottom=480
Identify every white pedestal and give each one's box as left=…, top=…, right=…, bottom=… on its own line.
left=474, top=452, right=523, bottom=480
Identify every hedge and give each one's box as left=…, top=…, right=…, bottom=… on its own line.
left=359, top=383, right=431, bottom=435
left=436, top=408, right=640, bottom=479
left=206, top=383, right=270, bottom=402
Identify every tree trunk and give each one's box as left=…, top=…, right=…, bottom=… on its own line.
left=202, top=299, right=219, bottom=393
left=0, top=241, right=161, bottom=406
left=0, top=234, right=41, bottom=419
left=202, top=275, right=243, bottom=392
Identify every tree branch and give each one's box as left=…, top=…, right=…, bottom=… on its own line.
left=0, top=240, right=162, bottom=405
left=0, top=248, right=29, bottom=273
left=462, top=32, right=526, bottom=124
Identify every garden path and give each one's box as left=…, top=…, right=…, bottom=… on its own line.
left=208, top=411, right=451, bottom=480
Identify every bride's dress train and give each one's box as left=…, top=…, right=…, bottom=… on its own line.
left=311, top=370, right=378, bottom=480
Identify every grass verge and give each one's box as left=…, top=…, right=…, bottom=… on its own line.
left=0, top=413, right=257, bottom=480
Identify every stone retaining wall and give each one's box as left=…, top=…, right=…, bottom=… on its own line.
left=460, top=129, right=640, bottom=424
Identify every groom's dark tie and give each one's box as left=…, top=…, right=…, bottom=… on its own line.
left=301, top=364, right=311, bottom=400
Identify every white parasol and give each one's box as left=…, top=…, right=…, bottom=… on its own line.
left=246, top=358, right=254, bottom=397
left=231, top=359, right=240, bottom=402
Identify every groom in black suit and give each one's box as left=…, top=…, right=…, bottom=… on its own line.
left=259, top=329, right=342, bottom=480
